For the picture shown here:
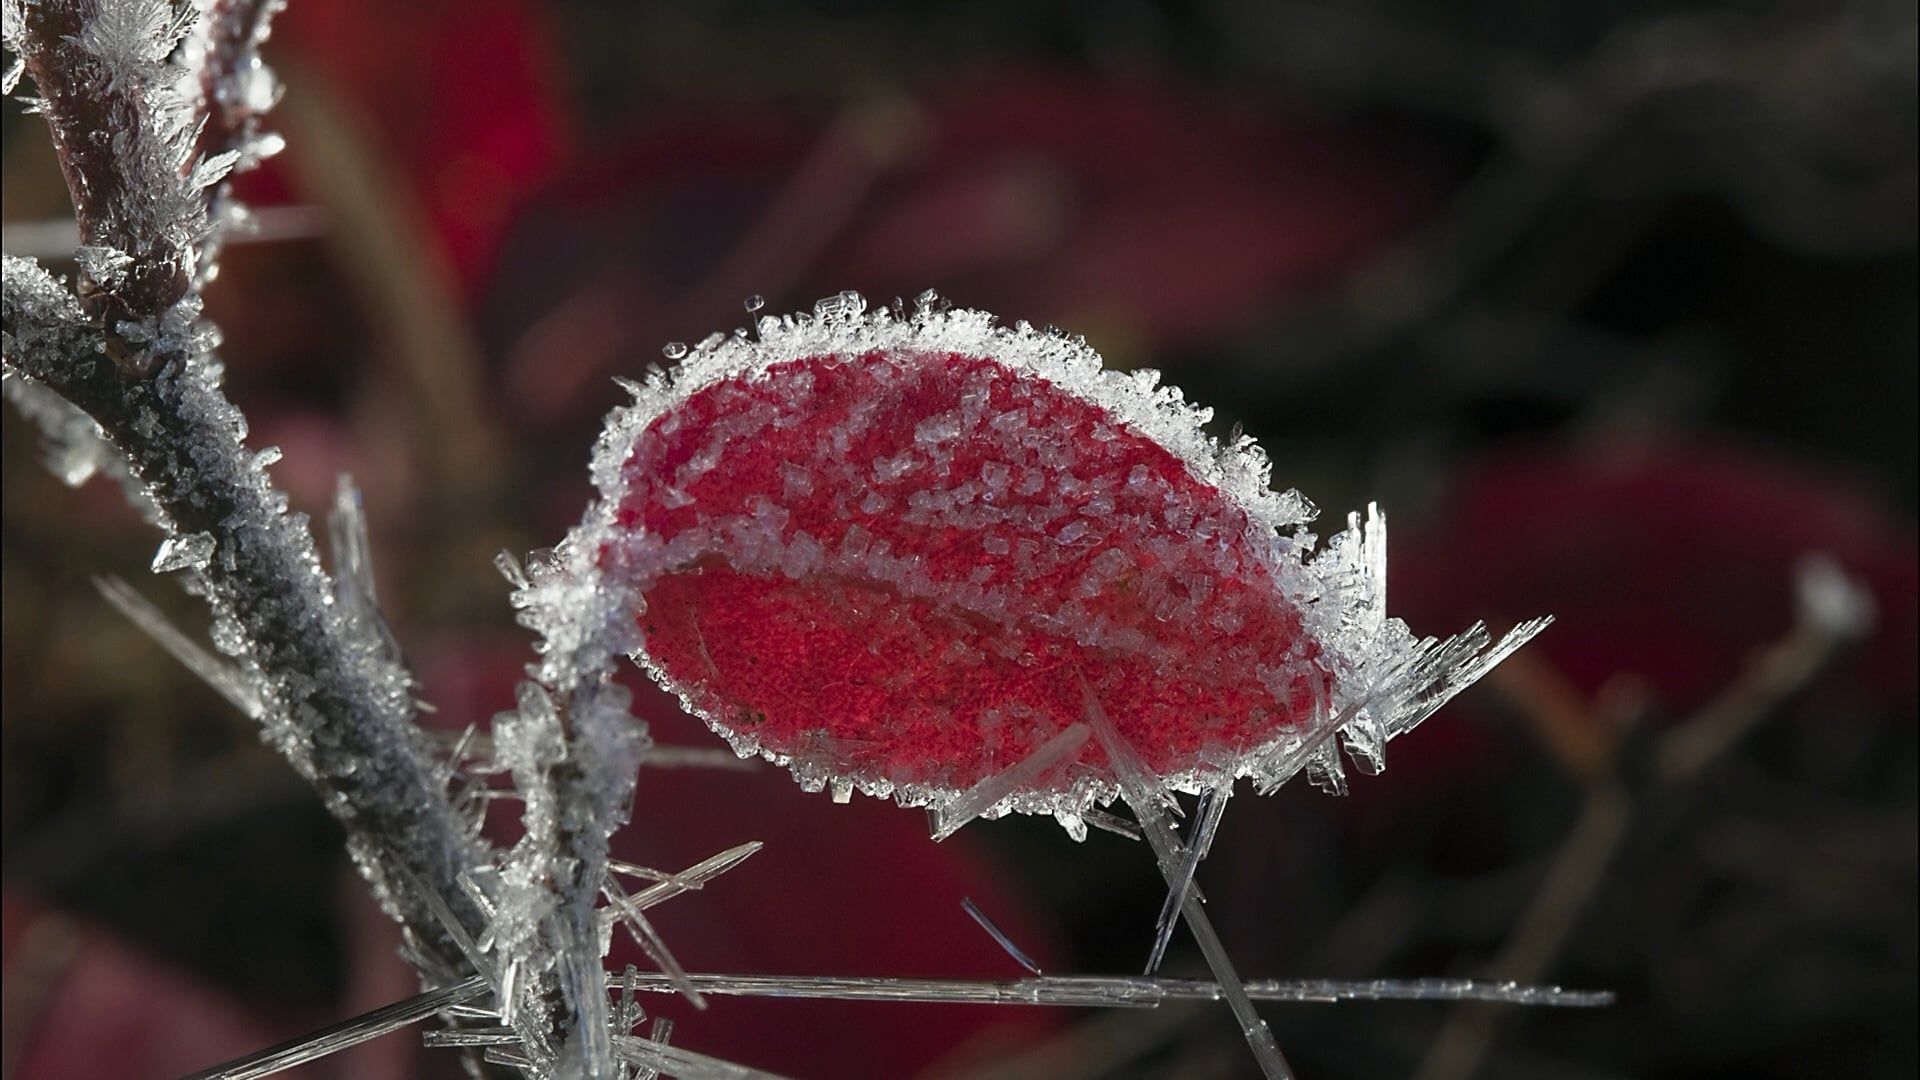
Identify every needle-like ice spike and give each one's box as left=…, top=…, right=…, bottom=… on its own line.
left=181, top=976, right=489, bottom=1080
left=930, top=723, right=1089, bottom=841
left=588, top=970, right=1615, bottom=1008
left=1081, top=681, right=1294, bottom=1080
left=602, top=874, right=709, bottom=1009
left=962, top=897, right=1044, bottom=975
left=1146, top=782, right=1232, bottom=975
left=1082, top=807, right=1144, bottom=841
left=609, top=840, right=763, bottom=896
left=633, top=1015, right=675, bottom=1080
left=93, top=575, right=264, bottom=717
left=420, top=1028, right=519, bottom=1048
left=172, top=963, right=1615, bottom=1078
left=612, top=1033, right=794, bottom=1080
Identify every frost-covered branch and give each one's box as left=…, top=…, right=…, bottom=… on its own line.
left=184, top=0, right=286, bottom=274
left=2, top=253, right=492, bottom=980
left=9, top=0, right=228, bottom=372
left=2, top=0, right=491, bottom=990
left=7, top=4, right=658, bottom=1071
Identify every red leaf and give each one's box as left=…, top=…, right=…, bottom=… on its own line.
left=521, top=297, right=1531, bottom=822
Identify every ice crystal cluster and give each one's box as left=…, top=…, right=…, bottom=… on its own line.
left=516, top=291, right=1548, bottom=838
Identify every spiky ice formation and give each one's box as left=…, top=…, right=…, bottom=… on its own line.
left=515, top=292, right=1547, bottom=827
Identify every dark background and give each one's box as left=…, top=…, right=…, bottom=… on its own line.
left=3, top=2, right=1915, bottom=1077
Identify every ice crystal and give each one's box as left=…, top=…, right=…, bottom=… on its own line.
left=450, top=667, right=646, bottom=1073
left=962, top=897, right=1044, bottom=975
left=152, top=530, right=216, bottom=572
left=179, top=0, right=288, bottom=271
left=5, top=0, right=282, bottom=365
left=94, top=574, right=265, bottom=718
left=1, top=362, right=156, bottom=514
left=518, top=293, right=1548, bottom=829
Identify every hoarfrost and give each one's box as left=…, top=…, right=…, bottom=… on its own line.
left=152, top=530, right=215, bottom=572
left=5, top=0, right=485, bottom=1019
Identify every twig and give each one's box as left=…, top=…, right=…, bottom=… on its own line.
left=13, top=0, right=206, bottom=368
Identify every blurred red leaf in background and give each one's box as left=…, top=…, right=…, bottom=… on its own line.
left=3, top=891, right=300, bottom=1080
left=1383, top=438, right=1918, bottom=787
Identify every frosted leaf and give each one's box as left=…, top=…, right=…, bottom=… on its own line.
left=521, top=294, right=1548, bottom=827
left=152, top=530, right=215, bottom=572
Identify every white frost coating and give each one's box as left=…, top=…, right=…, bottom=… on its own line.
left=153, top=530, right=216, bottom=572
left=478, top=676, right=647, bottom=1075
left=0, top=259, right=160, bottom=512
left=513, top=292, right=1551, bottom=830
left=42, top=0, right=217, bottom=353
left=5, top=9, right=667, bottom=1075
left=412, top=562, right=650, bottom=1072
